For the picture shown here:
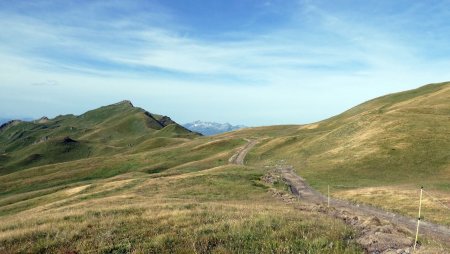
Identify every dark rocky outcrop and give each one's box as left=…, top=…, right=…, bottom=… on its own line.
left=0, top=120, right=23, bottom=132
left=62, top=137, right=77, bottom=144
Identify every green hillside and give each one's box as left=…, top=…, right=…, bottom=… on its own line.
left=242, top=82, right=450, bottom=185
left=239, top=81, right=450, bottom=225
left=0, top=121, right=360, bottom=253
left=1, top=83, right=450, bottom=252
left=0, top=100, right=198, bottom=173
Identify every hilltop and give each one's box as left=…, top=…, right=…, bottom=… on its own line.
left=234, top=81, right=450, bottom=227
left=0, top=100, right=198, bottom=173
left=241, top=82, right=450, bottom=186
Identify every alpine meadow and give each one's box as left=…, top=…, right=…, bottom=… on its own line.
left=2, top=1, right=450, bottom=253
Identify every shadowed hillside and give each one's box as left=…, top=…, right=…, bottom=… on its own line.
left=0, top=100, right=198, bottom=173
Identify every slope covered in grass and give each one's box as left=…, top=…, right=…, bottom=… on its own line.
left=0, top=100, right=198, bottom=173
left=0, top=98, right=363, bottom=252
left=0, top=135, right=361, bottom=253
left=238, top=81, right=450, bottom=225
left=2, top=82, right=450, bottom=252
left=244, top=82, right=450, bottom=186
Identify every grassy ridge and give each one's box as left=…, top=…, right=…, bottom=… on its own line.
left=0, top=101, right=198, bottom=172
left=238, top=82, right=450, bottom=226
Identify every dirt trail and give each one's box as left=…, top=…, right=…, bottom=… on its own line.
left=281, top=166, right=450, bottom=244
left=231, top=140, right=450, bottom=253
left=228, top=139, right=258, bottom=165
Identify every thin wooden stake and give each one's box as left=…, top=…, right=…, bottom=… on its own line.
left=418, top=187, right=423, bottom=218
left=413, top=186, right=423, bottom=251
left=414, top=218, right=421, bottom=251
left=327, top=185, right=330, bottom=207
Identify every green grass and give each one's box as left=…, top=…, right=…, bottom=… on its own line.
left=0, top=137, right=244, bottom=198
left=3, top=82, right=450, bottom=252
left=240, top=82, right=450, bottom=227
left=0, top=111, right=363, bottom=252
left=0, top=163, right=362, bottom=253
left=0, top=101, right=198, bottom=172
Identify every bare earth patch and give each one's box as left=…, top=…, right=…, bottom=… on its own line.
left=64, top=185, right=90, bottom=196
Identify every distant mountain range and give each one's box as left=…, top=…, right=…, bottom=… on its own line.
left=183, top=121, right=246, bottom=135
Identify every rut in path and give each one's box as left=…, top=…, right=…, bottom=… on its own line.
left=230, top=139, right=450, bottom=253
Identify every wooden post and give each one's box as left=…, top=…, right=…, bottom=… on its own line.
left=327, top=185, right=330, bottom=207
left=413, top=186, right=423, bottom=251
left=418, top=187, right=423, bottom=219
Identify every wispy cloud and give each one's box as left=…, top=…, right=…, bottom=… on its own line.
left=0, top=1, right=378, bottom=82
left=1, top=0, right=450, bottom=125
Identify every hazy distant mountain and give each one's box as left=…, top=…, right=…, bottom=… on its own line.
left=0, top=118, right=9, bottom=125
left=0, top=117, right=34, bottom=125
left=183, top=121, right=246, bottom=135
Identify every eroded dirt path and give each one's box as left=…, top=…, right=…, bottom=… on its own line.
left=281, top=166, right=450, bottom=244
left=231, top=140, right=450, bottom=253
left=228, top=139, right=258, bottom=165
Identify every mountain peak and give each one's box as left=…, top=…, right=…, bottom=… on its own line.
left=35, top=116, right=49, bottom=124
left=0, top=101, right=200, bottom=169
left=112, top=100, right=134, bottom=107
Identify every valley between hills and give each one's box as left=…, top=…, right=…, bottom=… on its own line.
left=1, top=82, right=450, bottom=253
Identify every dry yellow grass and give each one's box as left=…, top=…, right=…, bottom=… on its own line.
left=65, top=185, right=91, bottom=196
left=334, top=186, right=450, bottom=226
left=0, top=163, right=362, bottom=253
left=3, top=82, right=450, bottom=252
left=298, top=123, right=319, bottom=130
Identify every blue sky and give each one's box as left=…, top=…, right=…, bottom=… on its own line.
left=1, top=0, right=450, bottom=126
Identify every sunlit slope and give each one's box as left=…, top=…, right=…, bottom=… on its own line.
left=0, top=137, right=244, bottom=201
left=0, top=100, right=198, bottom=173
left=1, top=82, right=450, bottom=252
left=0, top=134, right=361, bottom=253
left=244, top=82, right=450, bottom=189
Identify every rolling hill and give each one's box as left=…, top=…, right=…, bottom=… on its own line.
left=1, top=82, right=450, bottom=253
left=0, top=106, right=361, bottom=253
left=236, top=81, right=450, bottom=226
left=0, top=100, right=198, bottom=173
left=241, top=82, right=450, bottom=185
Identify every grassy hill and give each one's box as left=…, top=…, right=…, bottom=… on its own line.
left=0, top=100, right=198, bottom=173
left=1, top=82, right=450, bottom=252
left=0, top=101, right=363, bottom=253
left=0, top=133, right=360, bottom=253
left=239, top=81, right=450, bottom=225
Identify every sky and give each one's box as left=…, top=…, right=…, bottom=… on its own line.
left=1, top=0, right=450, bottom=126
